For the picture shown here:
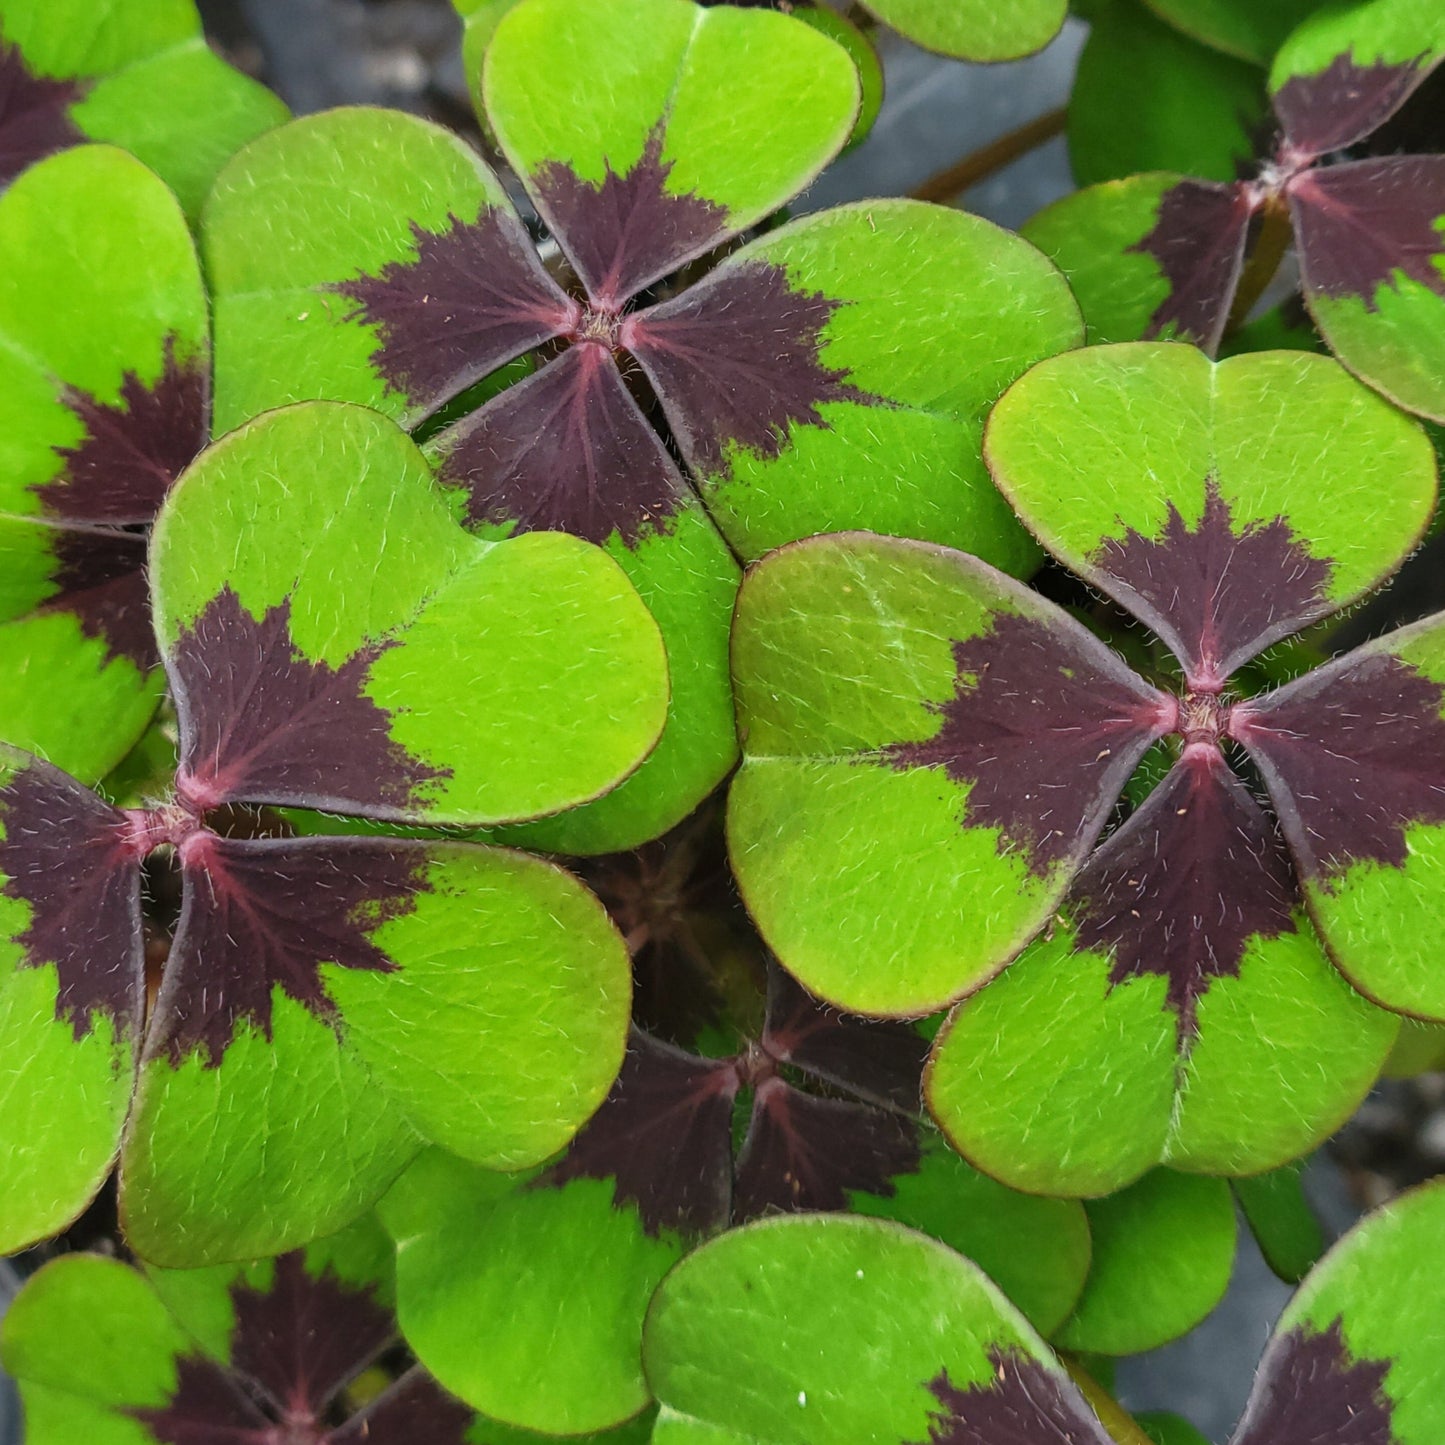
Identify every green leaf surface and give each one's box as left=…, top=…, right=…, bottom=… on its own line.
left=861, top=0, right=1067, bottom=61
left=0, top=145, right=204, bottom=780
left=0, top=0, right=288, bottom=216
left=926, top=912, right=1396, bottom=1195
left=1137, top=1412, right=1212, bottom=1445
left=1233, top=1161, right=1327, bottom=1282
left=1054, top=1170, right=1237, bottom=1355
left=1070, top=0, right=1267, bottom=185
left=643, top=1214, right=1112, bottom=1444
left=729, top=531, right=1168, bottom=1015
left=203, top=107, right=554, bottom=434
left=150, top=401, right=669, bottom=827
left=122, top=840, right=632, bottom=1265
left=485, top=0, right=860, bottom=304
left=683, top=200, right=1081, bottom=572
left=1141, top=0, right=1322, bottom=64
left=382, top=1149, right=678, bottom=1435
left=985, top=343, right=1437, bottom=678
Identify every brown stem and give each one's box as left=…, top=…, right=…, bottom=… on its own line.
left=1062, top=1357, right=1158, bottom=1445
left=910, top=106, right=1068, bottom=205
left=1226, top=192, right=1294, bottom=335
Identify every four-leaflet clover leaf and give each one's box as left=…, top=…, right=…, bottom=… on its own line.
left=1026, top=0, right=1445, bottom=420
left=198, top=0, right=1083, bottom=853
left=729, top=341, right=1439, bottom=1194
left=0, top=399, right=669, bottom=1265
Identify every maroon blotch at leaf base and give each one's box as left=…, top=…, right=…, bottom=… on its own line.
left=1088, top=482, right=1333, bottom=691
left=1289, top=157, right=1445, bottom=308
left=36, top=340, right=211, bottom=526
left=170, top=588, right=449, bottom=813
left=1232, top=649, right=1445, bottom=881
left=40, top=528, right=154, bottom=669
left=731, top=1079, right=920, bottom=1222
left=0, top=41, right=85, bottom=188
left=1273, top=54, right=1437, bottom=158
left=439, top=341, right=690, bottom=546
left=762, top=964, right=928, bottom=1115
left=130, top=1253, right=473, bottom=1445
left=1071, top=743, right=1298, bottom=1035
left=532, top=128, right=729, bottom=311
left=885, top=610, right=1171, bottom=874
left=539, top=1028, right=738, bottom=1238
left=0, top=753, right=141, bottom=1037
left=154, top=835, right=424, bottom=1067
left=910, top=1356, right=1113, bottom=1445
left=1230, top=1318, right=1394, bottom=1445
left=626, top=260, right=879, bottom=476
left=1128, top=181, right=1255, bottom=353
left=333, top=212, right=576, bottom=416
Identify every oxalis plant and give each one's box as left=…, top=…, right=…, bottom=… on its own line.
left=2, top=0, right=1445, bottom=1441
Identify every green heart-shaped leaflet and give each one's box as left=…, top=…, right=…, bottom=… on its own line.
left=0, top=0, right=287, bottom=216
left=862, top=0, right=1065, bottom=61
left=0, top=145, right=205, bottom=781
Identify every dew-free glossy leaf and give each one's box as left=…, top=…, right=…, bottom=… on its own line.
left=122, top=836, right=631, bottom=1264
left=1233, top=1161, right=1326, bottom=1283
left=1142, top=0, right=1322, bottom=64
left=729, top=532, right=1170, bottom=1015
left=985, top=344, right=1437, bottom=687
left=1070, top=0, right=1267, bottom=186
left=1054, top=1170, right=1237, bottom=1355
left=0, top=746, right=142, bottom=1254
left=861, top=0, right=1066, bottom=62
left=484, top=0, right=859, bottom=308
left=1023, top=174, right=1253, bottom=351
left=659, top=200, right=1080, bottom=571
left=643, top=1214, right=1114, bottom=1444
left=203, top=108, right=572, bottom=435
left=151, top=401, right=669, bottom=827
left=381, top=1148, right=680, bottom=1436
left=1234, top=610, right=1445, bottom=1019
left=0, top=145, right=207, bottom=779
left=0, top=0, right=287, bottom=214
left=1228, top=1179, right=1445, bottom=1444
left=1268, top=0, right=1445, bottom=154
left=1290, top=155, right=1445, bottom=423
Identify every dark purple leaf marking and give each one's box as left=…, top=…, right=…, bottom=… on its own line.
left=530, top=128, right=730, bottom=309
left=1231, top=1317, right=1394, bottom=1445
left=1274, top=53, right=1439, bottom=157
left=884, top=609, right=1170, bottom=876
left=909, top=1355, right=1114, bottom=1445
left=731, top=1078, right=920, bottom=1222
left=538, top=1028, right=738, bottom=1238
left=170, top=588, right=448, bottom=813
left=436, top=341, right=690, bottom=547
left=37, top=527, right=156, bottom=669
left=331, top=211, right=576, bottom=417
left=762, top=962, right=927, bottom=1114
left=330, top=1369, right=474, bottom=1445
left=1088, top=480, right=1332, bottom=689
left=626, top=259, right=878, bottom=475
left=155, top=834, right=424, bottom=1067
left=1233, top=646, right=1445, bottom=881
left=36, top=337, right=209, bottom=526
left=0, top=751, right=141, bottom=1038
left=0, top=41, right=85, bottom=188
left=130, top=1251, right=432, bottom=1445
left=1127, top=179, right=1255, bottom=355
left=1290, top=157, right=1445, bottom=309
left=1070, top=745, right=1299, bottom=1036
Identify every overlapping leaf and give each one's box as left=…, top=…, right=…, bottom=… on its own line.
left=378, top=968, right=1089, bottom=1434
left=0, top=145, right=207, bottom=781
left=1142, top=0, right=1322, bottom=65
left=733, top=342, right=1434, bottom=1193
left=860, top=0, right=1066, bottom=62
left=0, top=400, right=664, bottom=1263
left=643, top=1183, right=1445, bottom=1444
left=0, top=0, right=287, bottom=215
